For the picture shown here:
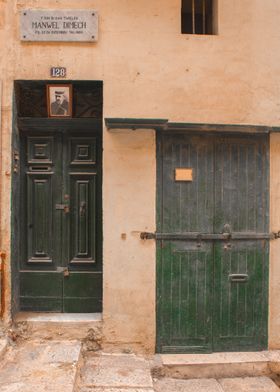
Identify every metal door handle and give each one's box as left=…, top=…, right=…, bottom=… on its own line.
left=55, top=204, right=70, bottom=213
left=80, top=201, right=86, bottom=216
left=229, top=274, right=248, bottom=283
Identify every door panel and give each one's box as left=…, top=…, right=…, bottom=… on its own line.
left=27, top=175, right=53, bottom=263
left=69, top=174, right=96, bottom=264
left=20, top=272, right=63, bottom=312
left=213, top=241, right=268, bottom=351
left=23, top=135, right=61, bottom=268
left=214, top=138, right=268, bottom=233
left=19, top=131, right=102, bottom=313
left=157, top=133, right=269, bottom=353
left=63, top=272, right=102, bottom=312
left=158, top=241, right=213, bottom=353
left=161, top=135, right=214, bottom=233
left=157, top=134, right=214, bottom=352
left=213, top=137, right=268, bottom=350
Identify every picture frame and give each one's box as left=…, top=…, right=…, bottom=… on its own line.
left=47, top=84, right=72, bottom=118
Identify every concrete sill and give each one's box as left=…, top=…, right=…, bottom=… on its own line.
left=159, top=351, right=280, bottom=379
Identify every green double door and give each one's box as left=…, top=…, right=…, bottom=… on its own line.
left=19, top=131, right=102, bottom=313
left=157, top=133, right=269, bottom=353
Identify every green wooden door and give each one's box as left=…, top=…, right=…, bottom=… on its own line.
left=157, top=133, right=269, bottom=353
left=19, top=131, right=102, bottom=312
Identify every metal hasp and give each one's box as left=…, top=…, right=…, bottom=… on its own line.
left=56, top=266, right=70, bottom=277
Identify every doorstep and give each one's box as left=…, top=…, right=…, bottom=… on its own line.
left=156, top=351, right=280, bottom=379
left=14, top=312, right=102, bottom=340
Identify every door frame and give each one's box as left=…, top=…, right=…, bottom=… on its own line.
left=155, top=130, right=270, bottom=353
left=11, top=80, right=103, bottom=316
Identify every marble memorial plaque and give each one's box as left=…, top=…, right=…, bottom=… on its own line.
left=21, top=9, right=98, bottom=42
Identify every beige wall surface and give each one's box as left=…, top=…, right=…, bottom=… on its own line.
left=1, top=0, right=280, bottom=352
left=269, top=134, right=280, bottom=349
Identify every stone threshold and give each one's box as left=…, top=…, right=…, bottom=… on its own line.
left=15, top=312, right=102, bottom=323
left=14, top=312, right=102, bottom=341
left=158, top=351, right=280, bottom=379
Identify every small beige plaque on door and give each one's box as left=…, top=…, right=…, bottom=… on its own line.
left=175, top=168, right=193, bottom=181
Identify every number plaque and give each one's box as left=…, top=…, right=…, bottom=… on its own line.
left=50, top=67, right=67, bottom=78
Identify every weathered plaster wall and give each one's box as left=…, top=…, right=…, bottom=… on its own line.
left=102, top=130, right=156, bottom=353
left=269, top=133, right=280, bottom=349
left=0, top=0, right=280, bottom=351
left=0, top=0, right=17, bottom=322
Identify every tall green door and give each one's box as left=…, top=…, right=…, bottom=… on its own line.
left=19, top=131, right=102, bottom=312
left=157, top=133, right=269, bottom=353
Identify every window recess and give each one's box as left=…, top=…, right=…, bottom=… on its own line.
left=181, top=0, right=217, bottom=35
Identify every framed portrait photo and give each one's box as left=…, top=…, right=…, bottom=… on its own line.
left=47, top=84, right=72, bottom=118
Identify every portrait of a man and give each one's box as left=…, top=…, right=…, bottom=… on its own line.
left=47, top=84, right=72, bottom=117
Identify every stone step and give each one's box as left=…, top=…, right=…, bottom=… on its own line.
left=153, top=377, right=280, bottom=392
left=14, top=312, right=102, bottom=341
left=0, top=340, right=82, bottom=392
left=157, top=351, right=280, bottom=379
left=78, top=352, right=154, bottom=391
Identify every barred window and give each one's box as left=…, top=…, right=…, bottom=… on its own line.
left=181, top=0, right=217, bottom=35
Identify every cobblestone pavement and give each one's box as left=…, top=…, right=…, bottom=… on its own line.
left=77, top=352, right=280, bottom=392
left=0, top=340, right=279, bottom=392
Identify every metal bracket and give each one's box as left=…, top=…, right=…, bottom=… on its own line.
left=272, top=231, right=280, bottom=239
left=140, top=232, right=156, bottom=240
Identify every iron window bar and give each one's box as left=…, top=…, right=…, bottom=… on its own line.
left=182, top=0, right=212, bottom=35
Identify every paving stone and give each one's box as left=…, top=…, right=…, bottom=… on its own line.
left=0, top=382, right=27, bottom=392
left=218, top=376, right=280, bottom=392
left=0, top=381, right=75, bottom=392
left=153, top=377, right=224, bottom=392
left=80, top=353, right=153, bottom=388
left=79, top=389, right=154, bottom=392
left=0, top=338, right=8, bottom=358
left=41, top=340, right=81, bottom=363
left=87, top=353, right=151, bottom=369
left=81, top=366, right=153, bottom=388
left=0, top=340, right=81, bottom=392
